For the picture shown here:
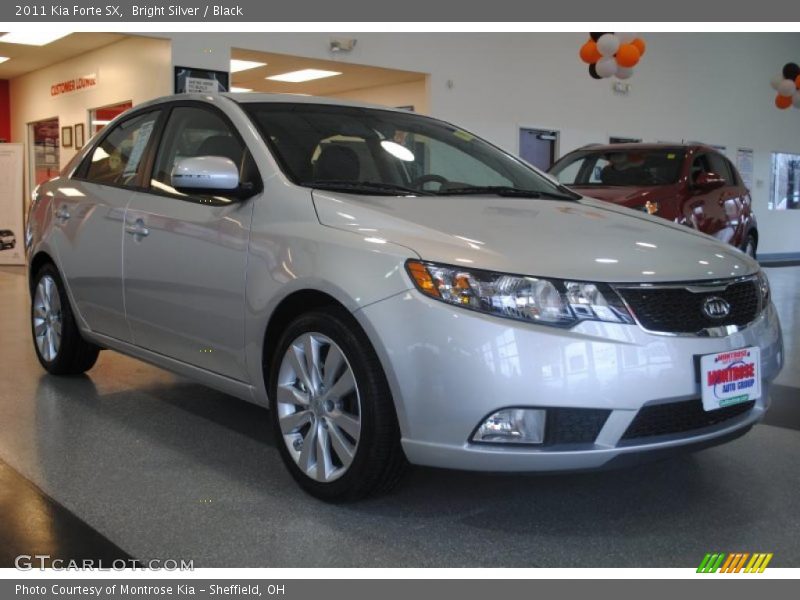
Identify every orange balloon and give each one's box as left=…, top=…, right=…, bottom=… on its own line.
left=616, top=44, right=641, bottom=68
left=631, top=38, right=647, bottom=56
left=579, top=39, right=602, bottom=64
left=796, top=74, right=800, bottom=89
left=776, top=94, right=792, bottom=109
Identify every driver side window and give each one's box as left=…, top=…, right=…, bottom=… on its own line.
left=84, top=111, right=159, bottom=188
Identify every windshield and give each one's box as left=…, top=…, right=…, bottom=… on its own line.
left=550, top=148, right=686, bottom=187
left=242, top=103, right=576, bottom=199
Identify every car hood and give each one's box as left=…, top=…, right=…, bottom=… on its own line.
left=311, top=191, right=758, bottom=283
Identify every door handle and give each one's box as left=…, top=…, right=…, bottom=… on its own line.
left=125, top=218, right=150, bottom=238
left=55, top=206, right=71, bottom=221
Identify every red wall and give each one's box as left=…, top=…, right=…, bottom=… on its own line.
left=0, top=80, right=10, bottom=142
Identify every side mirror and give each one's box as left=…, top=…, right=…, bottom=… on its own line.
left=171, top=156, right=240, bottom=195
left=693, top=171, right=726, bottom=192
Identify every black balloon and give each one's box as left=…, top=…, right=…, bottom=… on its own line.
left=589, top=64, right=602, bottom=79
left=783, top=62, right=800, bottom=80
left=590, top=32, right=608, bottom=41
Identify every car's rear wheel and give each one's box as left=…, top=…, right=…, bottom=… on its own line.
left=31, top=264, right=100, bottom=375
left=268, top=307, right=406, bottom=501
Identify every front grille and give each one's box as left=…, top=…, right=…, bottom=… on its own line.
left=621, top=398, right=755, bottom=442
left=545, top=408, right=610, bottom=446
left=616, top=278, right=760, bottom=334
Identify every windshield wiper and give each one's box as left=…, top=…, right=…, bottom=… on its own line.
left=434, top=186, right=576, bottom=200
left=304, top=180, right=435, bottom=196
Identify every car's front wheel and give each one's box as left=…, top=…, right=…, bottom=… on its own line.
left=31, top=263, right=100, bottom=375
left=268, top=307, right=406, bottom=501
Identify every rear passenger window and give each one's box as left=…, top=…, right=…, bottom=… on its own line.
left=706, top=153, right=735, bottom=185
left=150, top=106, right=246, bottom=197
left=84, top=111, right=159, bottom=187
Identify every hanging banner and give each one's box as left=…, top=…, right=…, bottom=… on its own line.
left=0, top=144, right=25, bottom=265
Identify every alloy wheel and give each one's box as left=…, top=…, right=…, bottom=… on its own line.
left=276, top=332, right=362, bottom=483
left=33, top=275, right=62, bottom=362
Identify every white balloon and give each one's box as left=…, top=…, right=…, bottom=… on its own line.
left=793, top=92, right=800, bottom=109
left=777, top=78, right=797, bottom=97
left=616, top=66, right=635, bottom=79
left=618, top=32, right=638, bottom=43
left=596, top=57, right=618, bottom=78
left=770, top=74, right=785, bottom=90
left=596, top=33, right=620, bottom=57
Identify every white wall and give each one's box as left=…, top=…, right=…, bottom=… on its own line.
left=10, top=36, right=172, bottom=205
left=163, top=32, right=800, bottom=255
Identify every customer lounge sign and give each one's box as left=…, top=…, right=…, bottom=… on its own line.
left=50, top=73, right=98, bottom=97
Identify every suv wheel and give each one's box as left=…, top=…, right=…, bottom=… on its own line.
left=742, top=234, right=757, bottom=259
left=268, top=307, right=406, bottom=501
left=31, top=264, right=100, bottom=375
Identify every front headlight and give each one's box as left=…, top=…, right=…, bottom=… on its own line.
left=405, top=260, right=634, bottom=328
left=757, top=270, right=771, bottom=309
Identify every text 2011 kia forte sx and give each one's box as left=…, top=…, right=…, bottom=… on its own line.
left=26, top=94, right=783, bottom=500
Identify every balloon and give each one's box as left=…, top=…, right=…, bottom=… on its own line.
left=770, top=74, right=785, bottom=90
left=588, top=64, right=602, bottom=79
left=590, top=32, right=607, bottom=41
left=596, top=57, right=617, bottom=78
left=618, top=32, right=638, bottom=43
left=777, top=78, right=796, bottom=97
left=631, top=38, right=647, bottom=56
left=596, top=33, right=620, bottom=57
left=782, top=62, right=800, bottom=80
left=616, top=44, right=641, bottom=68
left=776, top=94, right=792, bottom=109
left=616, top=66, right=634, bottom=79
left=579, top=40, right=602, bottom=64
left=794, top=92, right=800, bottom=109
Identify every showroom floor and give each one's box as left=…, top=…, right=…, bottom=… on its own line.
left=0, top=264, right=798, bottom=568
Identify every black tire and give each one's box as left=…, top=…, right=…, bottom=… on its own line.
left=268, top=306, right=406, bottom=501
left=31, top=263, right=100, bottom=375
left=742, top=233, right=757, bottom=260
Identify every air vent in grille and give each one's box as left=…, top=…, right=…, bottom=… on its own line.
left=615, top=278, right=760, bottom=334
left=545, top=408, right=611, bottom=446
left=620, top=398, right=755, bottom=442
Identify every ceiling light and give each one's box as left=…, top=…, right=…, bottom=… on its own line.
left=267, top=69, right=341, bottom=83
left=230, top=59, right=266, bottom=73
left=229, top=87, right=252, bottom=93
left=595, top=258, right=619, bottom=264
left=0, top=32, right=70, bottom=46
left=0, top=57, right=9, bottom=64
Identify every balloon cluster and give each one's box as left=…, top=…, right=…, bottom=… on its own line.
left=579, top=33, right=647, bottom=80
left=771, top=62, right=800, bottom=110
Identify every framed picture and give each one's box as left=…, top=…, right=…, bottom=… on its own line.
left=74, top=123, right=85, bottom=150
left=174, top=66, right=229, bottom=94
left=61, top=126, right=73, bottom=148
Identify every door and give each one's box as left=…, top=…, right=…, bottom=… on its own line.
left=50, top=110, right=161, bottom=341
left=519, top=128, right=558, bottom=171
left=686, top=152, right=738, bottom=244
left=123, top=104, right=255, bottom=381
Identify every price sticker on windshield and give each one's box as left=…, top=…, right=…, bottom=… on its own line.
left=700, top=347, right=761, bottom=411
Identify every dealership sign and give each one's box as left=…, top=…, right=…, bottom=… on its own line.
left=50, top=73, right=98, bottom=97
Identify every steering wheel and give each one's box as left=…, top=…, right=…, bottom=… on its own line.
left=410, top=174, right=449, bottom=191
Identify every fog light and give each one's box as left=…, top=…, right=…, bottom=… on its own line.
left=472, top=408, right=546, bottom=444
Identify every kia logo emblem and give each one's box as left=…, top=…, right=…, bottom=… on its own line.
left=702, top=296, right=731, bottom=319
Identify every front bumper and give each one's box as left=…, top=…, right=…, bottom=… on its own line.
left=357, top=291, right=783, bottom=472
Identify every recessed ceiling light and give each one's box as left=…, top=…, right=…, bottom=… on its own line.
left=0, top=32, right=70, bottom=46
left=229, top=86, right=253, bottom=93
left=0, top=57, right=9, bottom=64
left=230, top=59, right=266, bottom=73
left=267, top=69, right=342, bottom=83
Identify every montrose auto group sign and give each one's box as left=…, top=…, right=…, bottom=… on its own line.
left=50, top=73, right=98, bottom=97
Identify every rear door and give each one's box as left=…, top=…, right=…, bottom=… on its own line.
left=122, top=102, right=257, bottom=381
left=51, top=110, right=161, bottom=341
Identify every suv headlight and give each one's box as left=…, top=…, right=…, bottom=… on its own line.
left=405, top=260, right=633, bottom=328
left=757, top=270, right=771, bottom=310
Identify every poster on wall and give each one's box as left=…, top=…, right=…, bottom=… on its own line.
left=0, top=144, right=25, bottom=266
left=737, top=148, right=754, bottom=191
left=174, top=66, right=229, bottom=94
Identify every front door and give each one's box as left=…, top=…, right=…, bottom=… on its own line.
left=123, top=104, right=255, bottom=381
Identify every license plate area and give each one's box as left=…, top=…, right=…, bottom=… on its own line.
left=699, top=347, right=761, bottom=412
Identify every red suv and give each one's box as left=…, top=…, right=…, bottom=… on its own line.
left=548, top=144, right=758, bottom=257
